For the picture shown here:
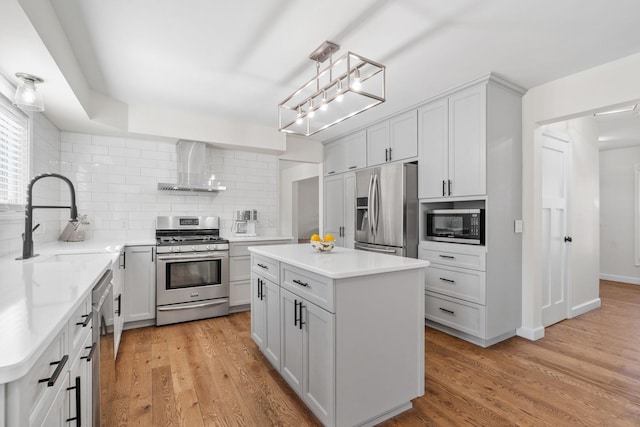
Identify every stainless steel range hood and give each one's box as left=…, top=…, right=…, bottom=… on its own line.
left=158, top=140, right=226, bottom=192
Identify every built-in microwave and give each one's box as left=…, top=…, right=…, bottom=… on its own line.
left=425, top=209, right=485, bottom=245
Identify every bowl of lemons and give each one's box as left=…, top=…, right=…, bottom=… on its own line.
left=310, top=234, right=335, bottom=253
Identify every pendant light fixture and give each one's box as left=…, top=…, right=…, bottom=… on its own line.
left=13, top=73, right=45, bottom=112
left=278, top=41, right=385, bottom=136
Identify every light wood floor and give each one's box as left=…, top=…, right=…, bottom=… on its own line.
left=101, top=280, right=640, bottom=426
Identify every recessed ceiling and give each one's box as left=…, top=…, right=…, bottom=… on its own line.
left=5, top=0, right=640, bottom=142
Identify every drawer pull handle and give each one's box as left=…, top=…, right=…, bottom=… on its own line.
left=76, top=313, right=91, bottom=327
left=66, top=376, right=81, bottom=424
left=439, top=307, right=455, bottom=315
left=257, top=263, right=268, bottom=269
left=438, top=255, right=455, bottom=259
left=38, top=354, right=69, bottom=387
left=439, top=277, right=455, bottom=283
left=81, top=342, right=97, bottom=362
left=348, top=165, right=357, bottom=170
left=293, top=279, right=309, bottom=287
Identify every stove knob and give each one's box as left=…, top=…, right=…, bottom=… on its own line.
left=192, top=245, right=196, bottom=252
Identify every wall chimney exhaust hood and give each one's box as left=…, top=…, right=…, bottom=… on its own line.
left=157, top=140, right=227, bottom=192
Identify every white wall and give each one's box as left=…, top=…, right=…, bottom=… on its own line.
left=600, top=146, right=640, bottom=284
left=59, top=132, right=278, bottom=241
left=520, top=52, right=640, bottom=340
left=0, top=112, right=62, bottom=257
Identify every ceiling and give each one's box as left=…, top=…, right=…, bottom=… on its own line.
left=3, top=0, right=640, bottom=145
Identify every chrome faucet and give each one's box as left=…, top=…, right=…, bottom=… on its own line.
left=17, top=173, right=78, bottom=260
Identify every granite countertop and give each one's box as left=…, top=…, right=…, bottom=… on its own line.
left=249, top=244, right=429, bottom=279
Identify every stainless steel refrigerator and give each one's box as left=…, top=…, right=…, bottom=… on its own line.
left=354, top=162, right=418, bottom=257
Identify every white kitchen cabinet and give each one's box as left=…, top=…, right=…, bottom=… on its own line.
left=280, top=288, right=334, bottom=426
left=419, top=84, right=486, bottom=199
left=229, top=239, right=290, bottom=312
left=323, top=172, right=355, bottom=248
left=323, top=130, right=366, bottom=176
left=418, top=77, right=523, bottom=200
left=37, top=371, right=69, bottom=427
left=6, top=294, right=94, bottom=427
left=367, top=110, right=418, bottom=166
left=250, top=262, right=281, bottom=370
left=123, top=245, right=156, bottom=326
left=249, top=246, right=426, bottom=427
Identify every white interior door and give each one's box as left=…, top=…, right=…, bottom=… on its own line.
left=541, top=132, right=571, bottom=327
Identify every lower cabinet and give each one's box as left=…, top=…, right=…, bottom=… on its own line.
left=280, top=288, right=334, bottom=425
left=6, top=295, right=94, bottom=426
left=250, top=272, right=281, bottom=369
left=123, top=245, right=156, bottom=326
left=251, top=253, right=424, bottom=427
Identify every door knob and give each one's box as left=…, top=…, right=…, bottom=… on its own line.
left=564, top=236, right=572, bottom=242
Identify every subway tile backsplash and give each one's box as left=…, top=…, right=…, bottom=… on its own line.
left=59, top=132, right=279, bottom=241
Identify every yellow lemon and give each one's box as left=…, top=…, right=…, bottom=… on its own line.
left=323, top=234, right=335, bottom=242
left=310, top=234, right=321, bottom=242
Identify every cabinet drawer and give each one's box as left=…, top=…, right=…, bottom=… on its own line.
left=68, top=295, right=92, bottom=358
left=425, top=265, right=486, bottom=304
left=419, top=244, right=486, bottom=271
left=251, top=254, right=280, bottom=283
left=10, top=328, right=68, bottom=425
left=281, top=263, right=334, bottom=313
left=230, top=255, right=250, bottom=281
left=425, top=291, right=485, bottom=338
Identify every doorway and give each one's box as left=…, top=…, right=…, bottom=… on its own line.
left=278, top=160, right=321, bottom=243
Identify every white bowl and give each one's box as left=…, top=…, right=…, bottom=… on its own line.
left=311, top=240, right=335, bottom=253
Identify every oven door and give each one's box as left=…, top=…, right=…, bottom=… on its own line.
left=156, top=251, right=230, bottom=306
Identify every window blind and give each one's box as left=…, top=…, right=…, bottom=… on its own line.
left=0, top=94, right=29, bottom=206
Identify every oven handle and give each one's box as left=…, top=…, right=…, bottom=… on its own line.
left=157, top=252, right=228, bottom=262
left=157, top=299, right=229, bottom=311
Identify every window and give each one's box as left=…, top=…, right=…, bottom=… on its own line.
left=0, top=93, right=30, bottom=209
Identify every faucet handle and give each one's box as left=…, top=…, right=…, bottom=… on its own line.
left=32, top=223, right=40, bottom=233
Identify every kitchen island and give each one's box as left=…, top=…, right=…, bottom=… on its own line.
left=249, top=244, right=429, bottom=427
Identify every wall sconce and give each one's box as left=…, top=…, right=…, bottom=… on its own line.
left=13, top=73, right=45, bottom=112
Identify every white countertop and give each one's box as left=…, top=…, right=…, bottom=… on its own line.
left=249, top=244, right=429, bottom=279
left=0, top=248, right=118, bottom=383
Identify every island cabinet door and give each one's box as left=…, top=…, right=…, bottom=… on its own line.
left=280, top=288, right=303, bottom=395
left=303, top=301, right=335, bottom=426
left=263, top=279, right=281, bottom=370
left=250, top=275, right=266, bottom=349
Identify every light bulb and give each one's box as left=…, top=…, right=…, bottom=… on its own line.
left=295, top=107, right=303, bottom=124
left=353, top=69, right=362, bottom=90
left=336, top=81, right=344, bottom=102
left=307, top=99, right=315, bottom=118
left=320, top=91, right=328, bottom=111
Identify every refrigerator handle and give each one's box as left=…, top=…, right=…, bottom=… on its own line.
left=372, top=173, right=380, bottom=237
left=368, top=174, right=375, bottom=236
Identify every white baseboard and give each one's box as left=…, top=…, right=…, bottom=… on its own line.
left=600, top=273, right=640, bottom=285
left=569, top=298, right=601, bottom=318
left=516, top=325, right=544, bottom=341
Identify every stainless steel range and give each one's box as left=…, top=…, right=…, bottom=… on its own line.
left=155, top=216, right=230, bottom=326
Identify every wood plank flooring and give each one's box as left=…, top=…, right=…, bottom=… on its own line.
left=101, top=280, right=640, bottom=426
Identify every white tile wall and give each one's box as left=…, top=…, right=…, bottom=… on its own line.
left=59, top=132, right=279, bottom=241
left=0, top=113, right=62, bottom=257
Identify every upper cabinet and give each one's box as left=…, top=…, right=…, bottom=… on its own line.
left=324, top=130, right=366, bottom=176
left=418, top=77, right=523, bottom=201
left=367, top=110, right=418, bottom=166
left=418, top=84, right=486, bottom=199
